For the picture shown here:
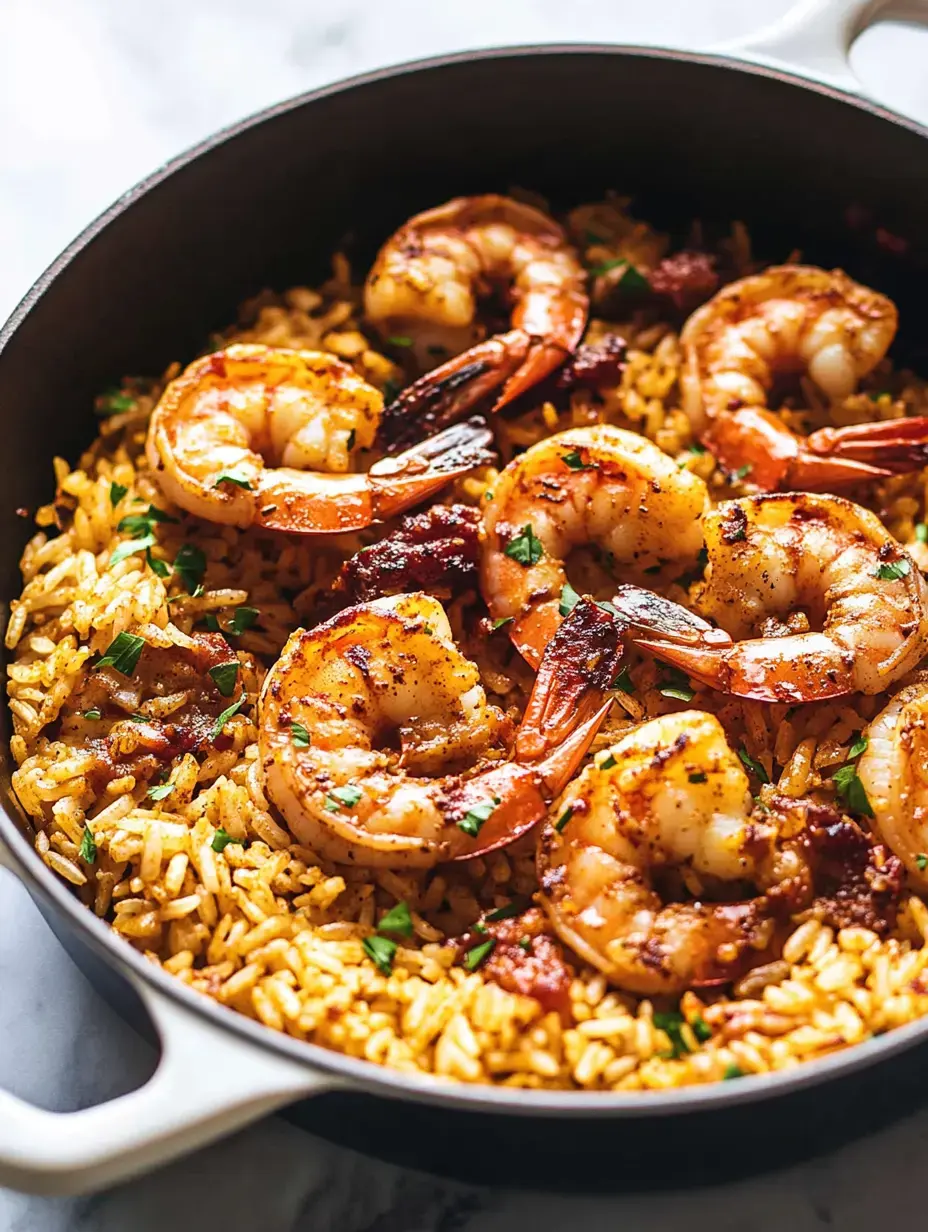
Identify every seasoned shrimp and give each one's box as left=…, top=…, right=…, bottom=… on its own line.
left=258, top=593, right=621, bottom=868
left=681, top=265, right=928, bottom=490
left=858, top=682, right=928, bottom=887
left=631, top=493, right=928, bottom=702
left=146, top=344, right=493, bottom=532
left=365, top=195, right=588, bottom=447
left=537, top=711, right=805, bottom=995
left=480, top=424, right=709, bottom=667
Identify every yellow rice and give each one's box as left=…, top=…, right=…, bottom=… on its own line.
left=10, top=196, right=928, bottom=1092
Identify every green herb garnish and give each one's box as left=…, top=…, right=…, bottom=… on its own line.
left=875, top=558, right=911, bottom=581
left=95, top=389, right=135, bottom=416
left=612, top=666, right=635, bottom=694
left=733, top=464, right=753, bottom=480
left=378, top=900, right=413, bottom=937
left=917, top=523, right=928, bottom=544
left=110, top=534, right=156, bottom=566
left=738, top=747, right=769, bottom=784
left=211, top=696, right=245, bottom=740
left=363, top=934, right=397, bottom=975
left=504, top=524, right=544, bottom=567
left=98, top=632, right=145, bottom=676
left=117, top=505, right=176, bottom=536
left=387, top=335, right=413, bottom=347
left=227, top=606, right=260, bottom=637
left=291, top=722, right=311, bottom=748
left=653, top=1010, right=691, bottom=1059
left=82, top=708, right=102, bottom=721
left=917, top=854, right=928, bottom=871
left=458, top=796, right=499, bottom=838
left=688, top=442, right=707, bottom=455
left=723, top=1063, right=745, bottom=1080
left=173, top=543, right=206, bottom=594
left=79, top=827, right=97, bottom=863
left=832, top=762, right=873, bottom=817
left=148, top=782, right=175, bottom=802
left=211, top=827, right=234, bottom=852
left=599, top=753, right=618, bottom=770
left=561, top=449, right=596, bottom=471
left=146, top=548, right=171, bottom=578
left=692, top=1016, right=712, bottom=1042
left=848, top=734, right=869, bottom=760
left=658, top=667, right=695, bottom=702
left=464, top=938, right=496, bottom=971
left=558, top=581, right=581, bottom=617
left=325, top=784, right=363, bottom=811
left=213, top=468, right=254, bottom=490
left=554, top=805, right=574, bottom=833
left=517, top=937, right=532, bottom=952
left=208, top=660, right=240, bottom=698
left=688, top=772, right=708, bottom=784
left=485, top=899, right=527, bottom=922
left=491, top=616, right=513, bottom=630
left=109, top=482, right=128, bottom=507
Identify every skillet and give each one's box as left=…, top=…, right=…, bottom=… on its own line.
left=2, top=0, right=928, bottom=1196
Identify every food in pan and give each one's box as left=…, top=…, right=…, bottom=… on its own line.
left=11, top=192, right=928, bottom=1092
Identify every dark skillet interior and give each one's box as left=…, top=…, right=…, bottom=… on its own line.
left=4, top=48, right=928, bottom=1189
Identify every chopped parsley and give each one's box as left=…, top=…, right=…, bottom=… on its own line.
left=491, top=616, right=513, bottom=631
left=363, top=934, right=397, bottom=975
left=917, top=854, right=928, bottom=871
left=584, top=229, right=606, bottom=244
left=213, top=468, right=254, bottom=490
left=485, top=899, right=527, bottom=922
left=79, top=826, right=97, bottom=864
left=325, top=784, right=363, bottom=811
left=82, top=708, right=102, bottom=721
left=688, top=442, right=707, bottom=455
left=387, top=335, right=413, bottom=347
left=458, top=796, right=500, bottom=838
left=558, top=581, right=581, bottom=616
left=504, top=524, right=544, bottom=567
left=723, top=1063, right=745, bottom=1080
left=95, top=389, right=135, bottom=416
left=611, top=666, right=635, bottom=694
left=464, top=938, right=496, bottom=971
left=146, top=549, right=171, bottom=578
left=658, top=667, right=695, bottom=702
left=554, top=805, right=574, bottom=833
left=208, top=660, right=240, bottom=698
left=653, top=1010, right=692, bottom=1059
left=738, top=747, right=769, bottom=784
left=290, top=722, right=311, bottom=748
left=832, top=762, right=873, bottom=817
left=227, top=606, right=260, bottom=637
left=172, top=543, right=206, bottom=594
left=378, top=900, right=413, bottom=937
left=109, top=482, right=128, bottom=507
left=211, top=696, right=245, bottom=740
left=117, top=505, right=176, bottom=536
left=848, top=734, right=869, bottom=760
left=587, top=260, right=649, bottom=292
left=692, top=1016, right=712, bottom=1042
left=917, top=523, right=928, bottom=544
left=875, top=558, right=911, bottom=581
left=211, top=827, right=235, bottom=852
left=148, top=782, right=175, bottom=802
left=733, top=464, right=753, bottom=481
left=688, top=771, right=708, bottom=784
left=98, top=632, right=145, bottom=676
left=561, top=449, right=596, bottom=471
left=517, top=937, right=532, bottom=952
left=110, top=534, right=156, bottom=567
left=598, top=753, right=618, bottom=770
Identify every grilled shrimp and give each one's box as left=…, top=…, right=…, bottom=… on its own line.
left=146, top=344, right=493, bottom=533
left=681, top=265, right=928, bottom=491
left=480, top=424, right=709, bottom=667
left=631, top=493, right=928, bottom=703
left=365, top=195, right=588, bottom=447
left=537, top=711, right=805, bottom=995
left=258, top=593, right=621, bottom=868
left=858, top=682, right=928, bottom=887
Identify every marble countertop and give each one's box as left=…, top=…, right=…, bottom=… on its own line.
left=3, top=1, right=928, bottom=1227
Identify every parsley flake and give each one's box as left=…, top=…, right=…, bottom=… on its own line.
left=95, top=389, right=135, bottom=416
left=688, top=772, right=708, bottom=784
left=733, top=464, right=753, bottom=480
left=110, top=534, right=156, bottom=567
left=291, top=722, right=311, bottom=748
left=491, top=616, right=513, bottom=631
left=173, top=543, right=206, bottom=594
left=738, top=747, right=770, bottom=784
left=723, top=1063, right=745, bottom=1080
left=211, top=827, right=235, bottom=853
left=208, top=660, right=240, bottom=698
left=387, top=335, right=413, bottom=347
left=832, top=762, right=873, bottom=817
left=213, top=468, right=254, bottom=490
left=612, top=667, right=635, bottom=694
left=688, top=442, right=707, bottom=455
left=561, top=449, right=596, bottom=471
left=848, top=734, right=869, bottom=760
left=598, top=753, right=618, bottom=770
left=79, top=827, right=97, bottom=864
left=378, top=900, right=413, bottom=937
left=82, top=708, right=102, bottom=721
left=554, top=805, right=574, bottom=833
left=653, top=1010, right=692, bottom=1058
left=227, top=606, right=260, bottom=637
left=875, top=558, right=911, bottom=581
left=109, top=482, right=128, bottom=507
left=98, top=632, right=145, bottom=676
left=917, top=523, right=928, bottom=544
left=558, top=581, right=581, bottom=616
left=325, top=784, right=363, bottom=811
left=518, top=937, right=532, bottom=952
left=464, top=938, right=496, bottom=971
left=458, top=796, right=499, bottom=838
left=658, top=667, right=695, bottom=702
left=485, top=899, right=527, bottom=922
left=504, top=524, right=544, bottom=567
left=363, top=934, right=397, bottom=975
left=148, top=782, right=175, bottom=802
left=917, top=854, right=928, bottom=871
left=211, top=696, right=245, bottom=740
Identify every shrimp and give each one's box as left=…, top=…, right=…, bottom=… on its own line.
left=364, top=195, right=588, bottom=447
left=681, top=265, right=928, bottom=491
left=479, top=424, right=709, bottom=668
left=537, top=711, right=806, bottom=995
left=146, top=344, right=493, bottom=532
left=630, top=492, right=928, bottom=702
left=258, top=593, right=621, bottom=868
left=858, top=682, right=928, bottom=887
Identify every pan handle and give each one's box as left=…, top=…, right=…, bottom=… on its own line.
left=714, top=0, right=928, bottom=112
left=0, top=953, right=338, bottom=1196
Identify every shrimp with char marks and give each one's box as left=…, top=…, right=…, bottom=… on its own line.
left=628, top=492, right=928, bottom=703
left=537, top=711, right=809, bottom=995
left=365, top=195, right=588, bottom=448
left=479, top=424, right=709, bottom=668
left=681, top=265, right=928, bottom=491
left=146, top=343, right=494, bottom=533
left=258, top=593, right=622, bottom=868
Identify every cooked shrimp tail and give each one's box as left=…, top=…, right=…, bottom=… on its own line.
left=705, top=406, right=928, bottom=493
left=379, top=331, right=530, bottom=450
left=258, top=416, right=495, bottom=533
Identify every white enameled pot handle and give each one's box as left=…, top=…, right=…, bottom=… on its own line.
left=713, top=0, right=928, bottom=108
left=0, top=862, right=336, bottom=1195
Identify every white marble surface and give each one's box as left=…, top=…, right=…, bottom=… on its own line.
left=3, top=1, right=928, bottom=1227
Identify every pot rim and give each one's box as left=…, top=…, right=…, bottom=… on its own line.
left=4, top=40, right=928, bottom=1118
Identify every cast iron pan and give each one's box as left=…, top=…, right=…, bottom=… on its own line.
left=3, top=2, right=928, bottom=1198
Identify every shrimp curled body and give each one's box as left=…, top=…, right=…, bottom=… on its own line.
left=537, top=711, right=800, bottom=995
left=146, top=344, right=493, bottom=533
left=258, top=593, right=616, bottom=868
left=681, top=265, right=928, bottom=491
left=480, top=424, right=709, bottom=667
left=366, top=195, right=588, bottom=446
left=634, top=493, right=928, bottom=703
